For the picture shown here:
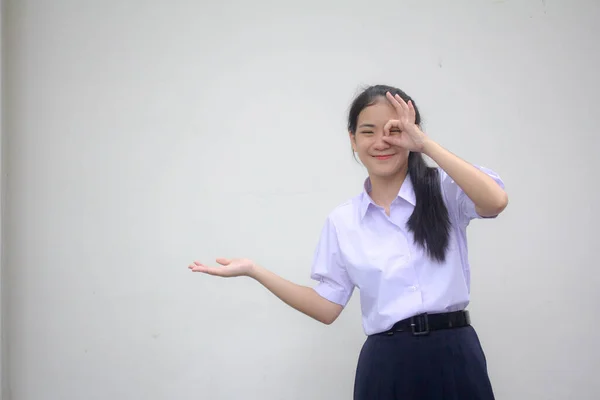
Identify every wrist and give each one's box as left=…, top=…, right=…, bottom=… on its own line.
left=247, top=263, right=263, bottom=280
left=421, top=137, right=439, bottom=157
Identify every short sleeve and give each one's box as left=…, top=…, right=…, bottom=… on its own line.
left=440, top=165, right=505, bottom=224
left=310, top=216, right=355, bottom=307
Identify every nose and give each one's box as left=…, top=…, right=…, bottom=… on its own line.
left=373, top=131, right=391, bottom=150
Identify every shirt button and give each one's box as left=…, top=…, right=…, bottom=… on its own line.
left=409, top=285, right=418, bottom=292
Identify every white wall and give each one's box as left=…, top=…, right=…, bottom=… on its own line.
left=3, top=0, right=599, bottom=399
left=0, top=0, right=4, bottom=397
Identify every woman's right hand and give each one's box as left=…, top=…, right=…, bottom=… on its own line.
left=189, top=257, right=344, bottom=325
left=188, top=257, right=255, bottom=278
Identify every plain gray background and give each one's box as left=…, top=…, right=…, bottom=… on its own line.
left=2, top=0, right=599, bottom=399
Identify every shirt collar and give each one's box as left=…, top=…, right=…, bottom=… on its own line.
left=359, top=175, right=416, bottom=219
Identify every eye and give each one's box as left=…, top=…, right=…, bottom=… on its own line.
left=389, top=129, right=401, bottom=134
left=360, top=131, right=374, bottom=135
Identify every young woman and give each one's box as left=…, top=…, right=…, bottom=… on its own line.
left=189, top=84, right=508, bottom=399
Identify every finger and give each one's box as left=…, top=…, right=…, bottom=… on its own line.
left=407, top=100, right=416, bottom=122
left=385, top=92, right=403, bottom=113
left=383, top=119, right=401, bottom=136
left=189, top=262, right=226, bottom=276
left=189, top=262, right=208, bottom=272
left=191, top=261, right=213, bottom=271
left=215, top=258, right=231, bottom=266
left=394, top=94, right=410, bottom=111
left=382, top=135, right=403, bottom=147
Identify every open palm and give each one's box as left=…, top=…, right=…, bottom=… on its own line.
left=188, top=257, right=254, bottom=277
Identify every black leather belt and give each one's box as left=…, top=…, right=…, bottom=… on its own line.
left=377, top=310, right=471, bottom=336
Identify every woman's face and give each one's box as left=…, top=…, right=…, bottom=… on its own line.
left=350, top=98, right=410, bottom=179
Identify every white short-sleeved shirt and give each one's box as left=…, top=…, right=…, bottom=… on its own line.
left=310, top=166, right=505, bottom=335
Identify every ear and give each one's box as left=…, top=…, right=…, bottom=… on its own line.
left=348, top=131, right=357, bottom=152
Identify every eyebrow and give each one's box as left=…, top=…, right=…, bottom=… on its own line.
left=358, top=123, right=375, bottom=128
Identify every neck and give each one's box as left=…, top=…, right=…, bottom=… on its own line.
left=368, top=165, right=409, bottom=209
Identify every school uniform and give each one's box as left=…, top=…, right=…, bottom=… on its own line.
left=310, top=166, right=504, bottom=400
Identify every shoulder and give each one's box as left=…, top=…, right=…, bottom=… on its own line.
left=323, top=193, right=363, bottom=231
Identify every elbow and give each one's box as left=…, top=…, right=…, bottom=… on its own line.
left=317, top=304, right=344, bottom=325
left=477, top=191, right=508, bottom=217
left=317, top=312, right=338, bottom=325
left=494, top=191, right=509, bottom=214
left=309, top=287, right=345, bottom=325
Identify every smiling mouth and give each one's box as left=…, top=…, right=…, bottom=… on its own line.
left=374, top=155, right=393, bottom=160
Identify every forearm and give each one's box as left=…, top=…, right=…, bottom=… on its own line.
left=422, top=139, right=508, bottom=216
left=248, top=264, right=342, bottom=325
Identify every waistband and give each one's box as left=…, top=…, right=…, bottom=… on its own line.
left=374, top=310, right=471, bottom=336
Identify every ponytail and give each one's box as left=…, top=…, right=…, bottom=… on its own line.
left=406, top=152, right=451, bottom=262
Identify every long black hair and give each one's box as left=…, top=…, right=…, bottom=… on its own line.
left=347, top=84, right=451, bottom=262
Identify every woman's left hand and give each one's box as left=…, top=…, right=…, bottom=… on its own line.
left=382, top=92, right=429, bottom=152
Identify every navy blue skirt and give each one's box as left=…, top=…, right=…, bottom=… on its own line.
left=354, top=325, right=495, bottom=399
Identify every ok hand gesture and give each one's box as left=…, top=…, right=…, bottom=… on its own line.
left=382, top=92, right=428, bottom=152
